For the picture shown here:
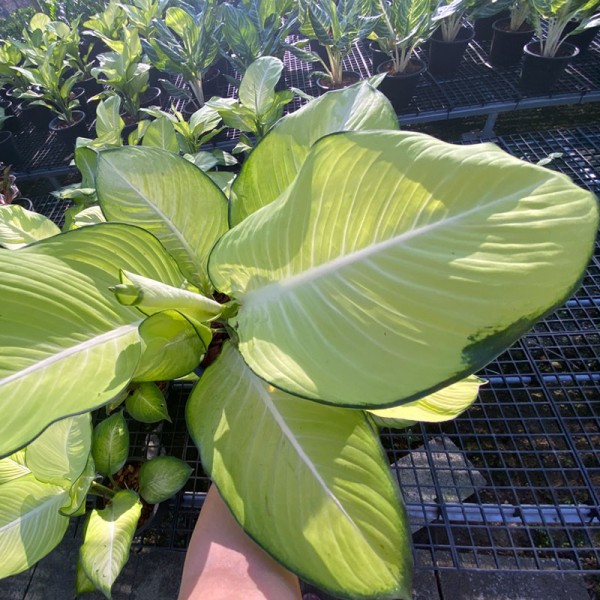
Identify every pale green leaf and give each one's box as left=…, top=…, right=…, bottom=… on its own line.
left=142, top=117, right=179, bottom=152
left=92, top=412, right=129, bottom=477
left=138, top=456, right=192, bottom=504
left=70, top=205, right=107, bottom=229
left=229, top=80, right=398, bottom=225
left=187, top=343, right=412, bottom=600
left=26, top=413, right=92, bottom=486
left=95, top=96, right=124, bottom=140
left=133, top=310, right=208, bottom=382
left=61, top=454, right=96, bottom=516
left=210, top=131, right=598, bottom=408
left=96, top=147, right=229, bottom=293
left=80, top=490, right=142, bottom=598
left=0, top=205, right=60, bottom=249
left=0, top=451, right=30, bottom=483
left=207, top=171, right=236, bottom=196
left=0, top=223, right=185, bottom=457
left=238, top=56, right=283, bottom=118
left=0, top=474, right=69, bottom=578
left=368, top=376, right=485, bottom=427
left=76, top=555, right=98, bottom=595
left=126, top=382, right=171, bottom=423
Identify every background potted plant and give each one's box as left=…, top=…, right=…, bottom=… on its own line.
left=429, top=0, right=476, bottom=76
left=143, top=2, right=220, bottom=109
left=13, top=43, right=87, bottom=144
left=207, top=56, right=294, bottom=154
left=0, top=163, right=33, bottom=210
left=519, top=0, right=600, bottom=92
left=218, top=0, right=296, bottom=82
left=0, top=79, right=597, bottom=599
left=488, top=0, right=534, bottom=67
left=293, top=0, right=378, bottom=89
left=370, top=0, right=433, bottom=111
left=91, top=27, right=159, bottom=133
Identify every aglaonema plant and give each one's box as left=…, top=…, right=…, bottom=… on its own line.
left=0, top=80, right=598, bottom=599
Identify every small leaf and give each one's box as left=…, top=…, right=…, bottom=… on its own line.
left=138, top=456, right=192, bottom=504
left=368, top=376, right=485, bottom=427
left=80, top=490, right=142, bottom=598
left=126, top=382, right=171, bottom=423
left=61, top=454, right=96, bottom=517
left=92, top=412, right=129, bottom=477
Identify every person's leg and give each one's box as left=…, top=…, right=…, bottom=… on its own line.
left=178, top=485, right=302, bottom=600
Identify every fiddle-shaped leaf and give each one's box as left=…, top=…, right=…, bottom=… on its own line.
left=210, top=131, right=598, bottom=408
left=187, top=343, right=412, bottom=599
left=0, top=474, right=69, bottom=578
left=138, top=456, right=192, bottom=504
left=126, top=382, right=171, bottom=423
left=80, top=489, right=142, bottom=598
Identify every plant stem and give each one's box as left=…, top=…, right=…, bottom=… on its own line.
left=190, top=78, right=205, bottom=107
left=90, top=481, right=116, bottom=499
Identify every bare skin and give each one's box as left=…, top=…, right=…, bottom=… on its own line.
left=178, top=485, right=303, bottom=600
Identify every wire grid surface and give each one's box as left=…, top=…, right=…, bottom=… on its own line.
left=120, top=124, right=600, bottom=578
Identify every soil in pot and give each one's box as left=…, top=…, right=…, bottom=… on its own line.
left=315, top=71, right=361, bottom=91
left=488, top=18, right=534, bottom=68
left=49, top=110, right=88, bottom=146
left=519, top=41, right=579, bottom=94
left=376, top=58, right=426, bottom=112
left=0, top=131, right=25, bottom=170
left=428, top=26, right=474, bottom=77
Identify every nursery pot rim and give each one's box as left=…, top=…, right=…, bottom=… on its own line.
left=48, top=109, right=87, bottom=133
left=315, top=70, right=361, bottom=91
left=523, top=40, right=580, bottom=60
left=432, top=24, right=475, bottom=45
left=376, top=57, right=427, bottom=79
left=492, top=17, right=534, bottom=34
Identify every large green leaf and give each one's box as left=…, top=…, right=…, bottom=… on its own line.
left=229, top=77, right=398, bottom=226
left=80, top=489, right=142, bottom=598
left=142, top=116, right=179, bottom=152
left=210, top=131, right=598, bottom=408
left=0, top=205, right=61, bottom=249
left=0, top=474, right=69, bottom=578
left=0, top=223, right=188, bottom=457
left=96, top=147, right=229, bottom=293
left=26, top=413, right=92, bottom=486
left=187, top=343, right=412, bottom=599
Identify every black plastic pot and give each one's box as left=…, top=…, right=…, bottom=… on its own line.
left=428, top=26, right=474, bottom=76
left=489, top=18, right=534, bottom=67
left=519, top=41, right=579, bottom=94
left=564, top=21, right=600, bottom=58
left=12, top=196, right=34, bottom=211
left=203, top=66, right=224, bottom=99
left=315, top=71, right=361, bottom=91
left=474, top=10, right=510, bottom=41
left=376, top=58, right=426, bottom=112
left=140, top=86, right=161, bottom=109
left=49, top=110, right=88, bottom=146
left=0, top=130, right=25, bottom=170
left=18, top=101, right=52, bottom=130
left=79, top=76, right=104, bottom=98
left=369, top=41, right=390, bottom=75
